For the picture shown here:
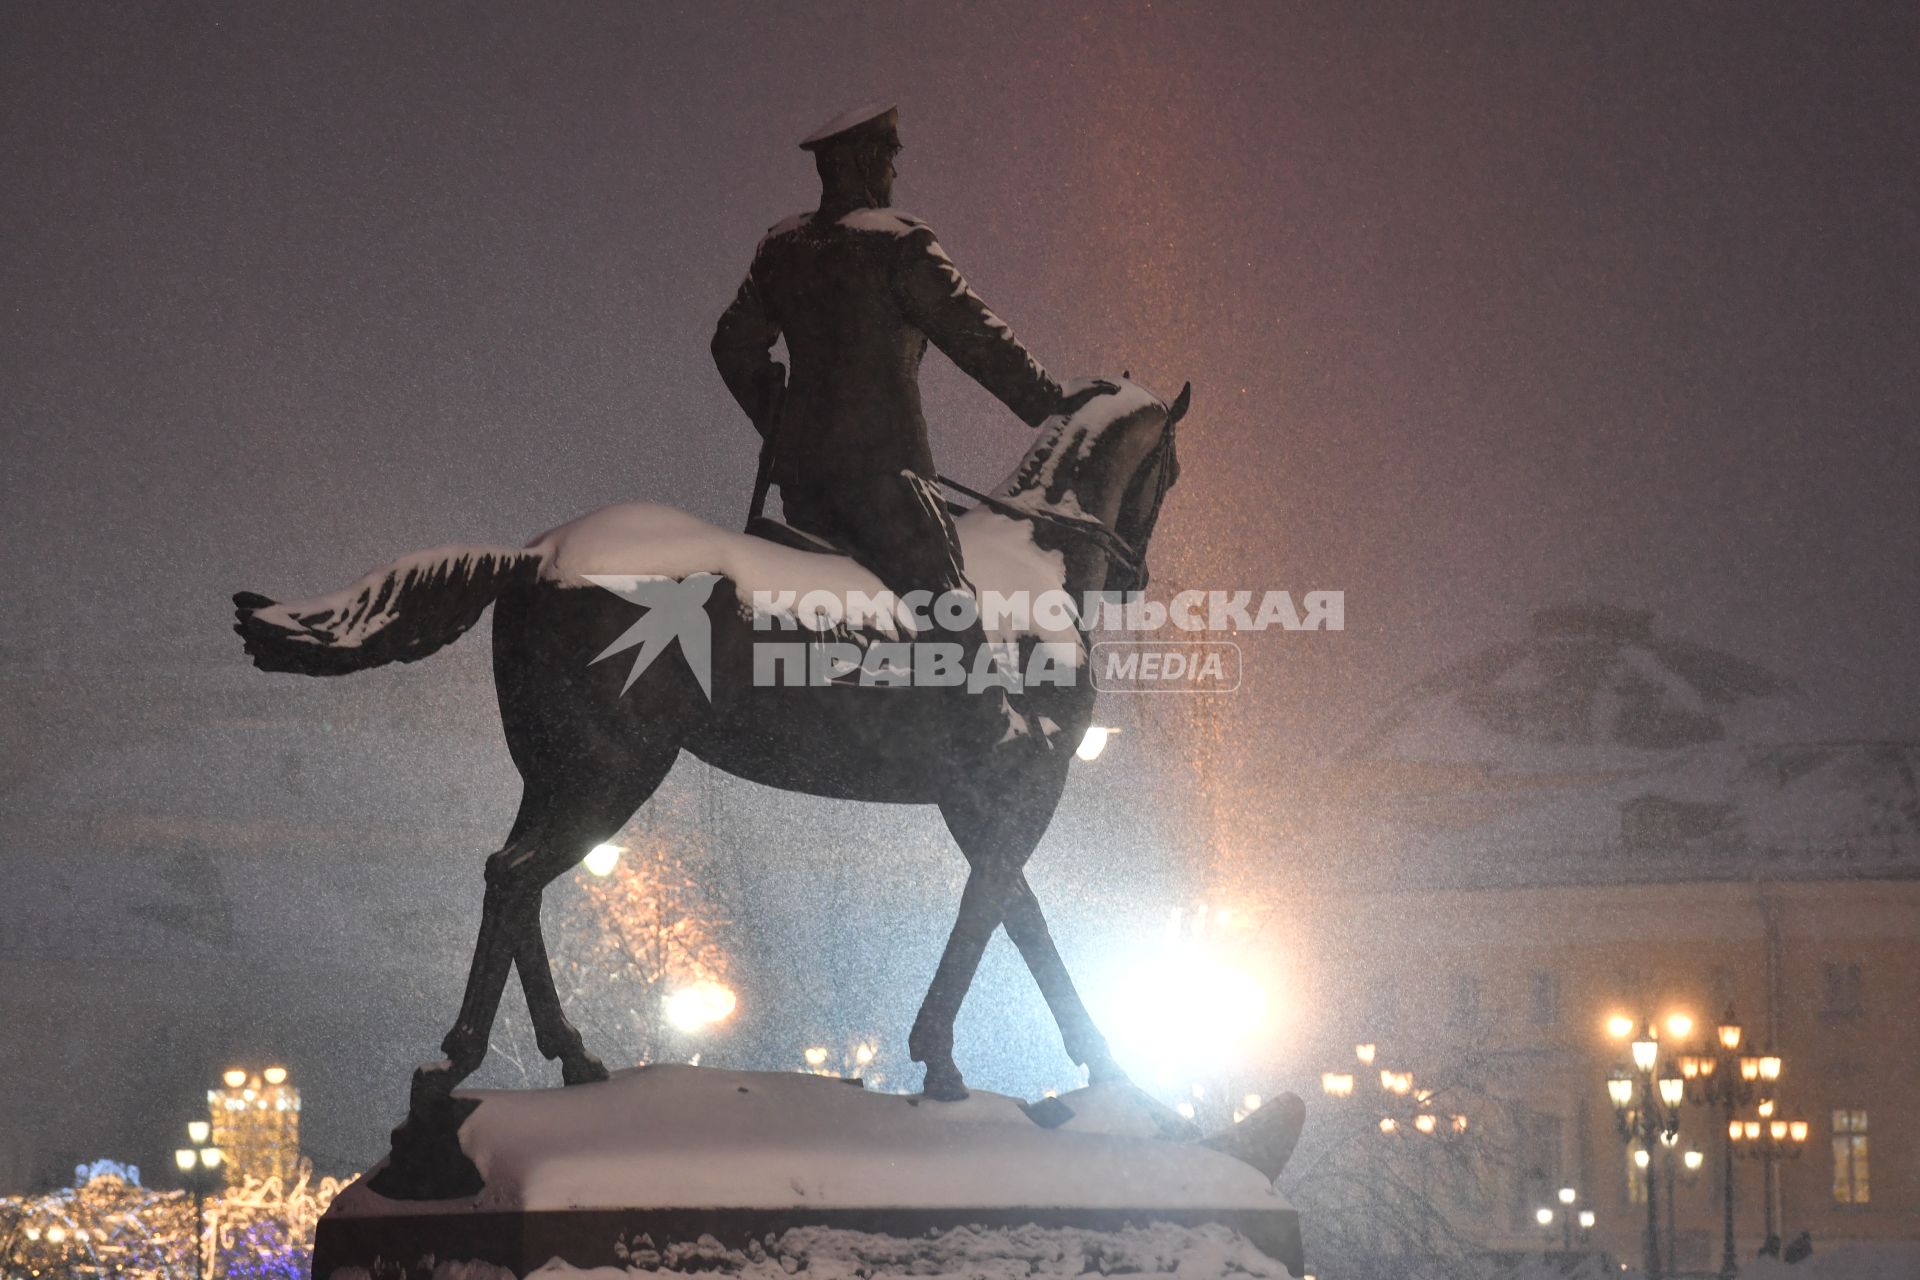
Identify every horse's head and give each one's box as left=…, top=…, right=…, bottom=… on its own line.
left=995, top=377, right=1191, bottom=594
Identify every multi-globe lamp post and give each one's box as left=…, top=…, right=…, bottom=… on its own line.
left=1674, top=1006, right=1768, bottom=1279
left=1319, top=1042, right=1468, bottom=1138
left=1320, top=1043, right=1470, bottom=1255
left=1543, top=1185, right=1596, bottom=1253
left=1530, top=1187, right=1583, bottom=1256
left=1730, top=1100, right=1810, bottom=1251
left=1609, top=1007, right=1809, bottom=1279
left=173, top=1120, right=223, bottom=1280
left=1605, top=1013, right=1687, bottom=1280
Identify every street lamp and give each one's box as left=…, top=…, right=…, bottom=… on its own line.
left=1678, top=1007, right=1776, bottom=1279
left=1607, top=1019, right=1682, bottom=1280
left=174, top=1123, right=223, bottom=1280
left=1556, top=1187, right=1579, bottom=1252
left=1075, top=725, right=1118, bottom=761
left=1730, top=1103, right=1810, bottom=1251
left=1662, top=1147, right=1708, bottom=1272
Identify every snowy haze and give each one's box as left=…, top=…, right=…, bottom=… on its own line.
left=2, top=1, right=1917, bottom=1193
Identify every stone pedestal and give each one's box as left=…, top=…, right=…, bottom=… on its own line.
left=313, top=1065, right=1303, bottom=1278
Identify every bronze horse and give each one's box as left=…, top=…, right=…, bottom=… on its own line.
left=233, top=378, right=1187, bottom=1151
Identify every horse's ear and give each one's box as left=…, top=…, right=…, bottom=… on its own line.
left=1167, top=382, right=1192, bottom=425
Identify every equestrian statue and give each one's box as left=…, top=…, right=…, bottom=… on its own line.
left=231, top=104, right=1191, bottom=1193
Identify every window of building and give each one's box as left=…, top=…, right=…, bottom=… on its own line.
left=1529, top=970, right=1560, bottom=1027
left=1626, top=1143, right=1648, bottom=1205
left=1832, top=1110, right=1869, bottom=1204
left=1823, top=963, right=1864, bottom=1017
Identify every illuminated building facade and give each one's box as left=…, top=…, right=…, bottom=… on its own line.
left=1239, top=608, right=1920, bottom=1262
left=207, top=1066, right=300, bottom=1187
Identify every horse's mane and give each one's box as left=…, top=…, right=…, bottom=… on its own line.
left=997, top=381, right=1164, bottom=509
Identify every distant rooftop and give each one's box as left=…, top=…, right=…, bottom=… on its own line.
left=1333, top=605, right=1918, bottom=889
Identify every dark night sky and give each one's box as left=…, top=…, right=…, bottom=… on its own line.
left=2, top=0, right=1917, bottom=1183
left=5, top=1, right=1917, bottom=734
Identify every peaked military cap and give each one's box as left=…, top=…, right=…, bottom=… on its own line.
left=798, top=103, right=899, bottom=152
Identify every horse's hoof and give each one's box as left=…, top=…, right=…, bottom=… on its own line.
left=561, top=1052, right=610, bottom=1086
left=408, top=1060, right=457, bottom=1110
left=921, top=1060, right=970, bottom=1102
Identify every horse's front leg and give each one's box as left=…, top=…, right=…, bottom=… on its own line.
left=909, top=856, right=1022, bottom=1101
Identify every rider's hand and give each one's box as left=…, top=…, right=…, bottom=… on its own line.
left=1051, top=379, right=1121, bottom=422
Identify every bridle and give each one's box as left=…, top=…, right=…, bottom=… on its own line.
left=937, top=402, right=1177, bottom=593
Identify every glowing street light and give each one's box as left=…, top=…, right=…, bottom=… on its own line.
left=1730, top=1106, right=1811, bottom=1248
left=664, top=980, right=737, bottom=1033
left=583, top=843, right=623, bottom=876
left=1607, top=1017, right=1682, bottom=1280
left=1075, top=725, right=1118, bottom=761
left=1553, top=1186, right=1581, bottom=1251
left=1320, top=1072, right=1354, bottom=1098
left=175, top=1121, right=223, bottom=1280
left=1631, top=1028, right=1660, bottom=1073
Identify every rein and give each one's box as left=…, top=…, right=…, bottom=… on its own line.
left=936, top=405, right=1176, bottom=592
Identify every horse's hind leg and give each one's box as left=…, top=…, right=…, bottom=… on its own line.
left=1001, top=873, right=1127, bottom=1085
left=509, top=738, right=684, bottom=1087
left=412, top=748, right=677, bottom=1110
left=515, top=922, right=605, bottom=1086
left=410, top=809, right=545, bottom=1111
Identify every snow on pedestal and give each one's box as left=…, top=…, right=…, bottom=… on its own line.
left=317, top=1065, right=1302, bottom=1279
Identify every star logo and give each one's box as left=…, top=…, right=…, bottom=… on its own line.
left=585, top=573, right=720, bottom=699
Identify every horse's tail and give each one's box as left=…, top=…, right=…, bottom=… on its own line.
left=232, top=545, right=545, bottom=676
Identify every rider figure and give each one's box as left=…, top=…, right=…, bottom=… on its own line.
left=712, top=104, right=1111, bottom=755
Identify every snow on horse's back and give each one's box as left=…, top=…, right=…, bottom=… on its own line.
left=231, top=375, right=1170, bottom=676
left=532, top=501, right=1075, bottom=645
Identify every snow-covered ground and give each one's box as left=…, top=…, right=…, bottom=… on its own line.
left=1488, top=1242, right=1920, bottom=1280
left=349, top=1235, right=1920, bottom=1280
left=513, top=1221, right=1291, bottom=1278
